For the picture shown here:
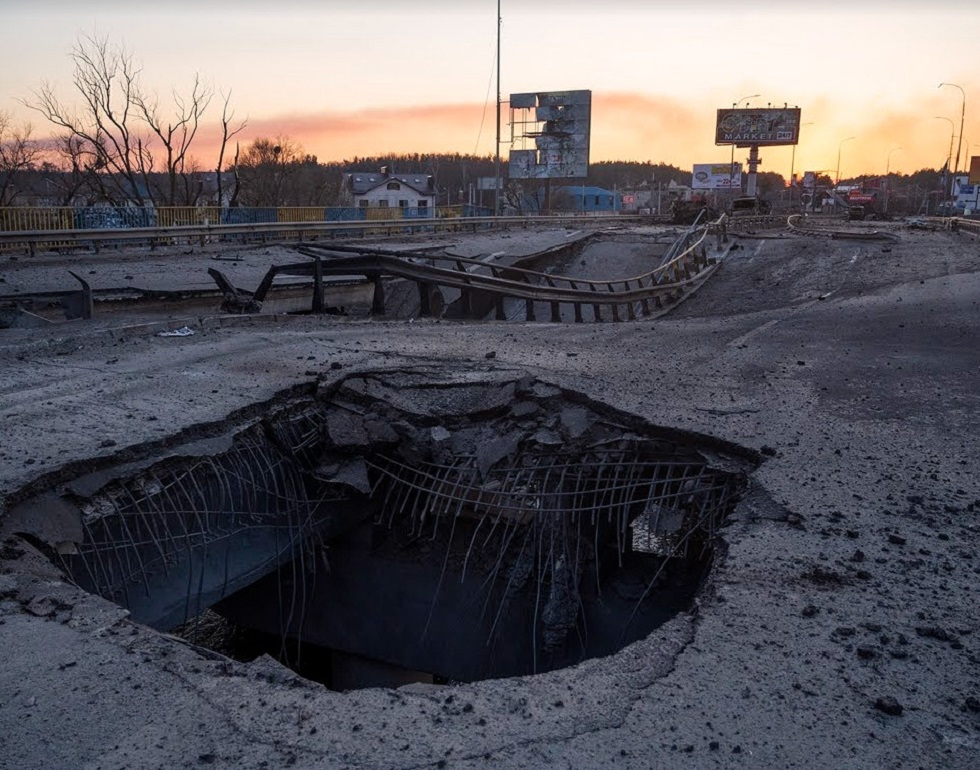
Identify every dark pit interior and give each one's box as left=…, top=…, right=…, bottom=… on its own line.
left=42, top=371, right=753, bottom=689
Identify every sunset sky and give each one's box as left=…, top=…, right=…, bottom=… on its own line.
left=2, top=0, right=978, bottom=181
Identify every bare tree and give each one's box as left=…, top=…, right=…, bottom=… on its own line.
left=215, top=91, right=247, bottom=207
left=27, top=34, right=150, bottom=205
left=234, top=136, right=303, bottom=207
left=134, top=73, right=212, bottom=205
left=38, top=135, right=91, bottom=205
left=0, top=111, right=41, bottom=205
left=24, top=33, right=240, bottom=208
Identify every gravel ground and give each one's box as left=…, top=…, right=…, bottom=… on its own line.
left=1, top=222, right=978, bottom=769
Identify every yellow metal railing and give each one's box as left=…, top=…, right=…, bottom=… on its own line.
left=0, top=207, right=74, bottom=232
left=156, top=207, right=224, bottom=228
left=0, top=204, right=495, bottom=253
left=365, top=207, right=404, bottom=221
left=0, top=207, right=76, bottom=252
left=278, top=207, right=329, bottom=223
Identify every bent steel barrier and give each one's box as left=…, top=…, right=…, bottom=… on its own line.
left=211, top=218, right=728, bottom=324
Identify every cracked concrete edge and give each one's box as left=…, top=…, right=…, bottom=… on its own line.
left=2, top=365, right=760, bottom=544
left=0, top=525, right=706, bottom=770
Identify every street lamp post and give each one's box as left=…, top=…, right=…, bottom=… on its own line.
left=835, top=136, right=855, bottom=187
left=934, top=115, right=955, bottom=204
left=789, top=121, right=814, bottom=207
left=729, top=93, right=759, bottom=195
left=939, top=83, right=966, bottom=176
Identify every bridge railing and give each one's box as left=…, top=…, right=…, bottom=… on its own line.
left=0, top=206, right=656, bottom=256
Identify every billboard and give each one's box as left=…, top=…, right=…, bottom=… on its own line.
left=692, top=163, right=743, bottom=190
left=969, top=156, right=980, bottom=185
left=715, top=107, right=802, bottom=147
left=508, top=90, right=591, bottom=179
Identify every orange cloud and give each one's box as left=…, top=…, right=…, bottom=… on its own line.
left=182, top=89, right=978, bottom=177
left=189, top=92, right=707, bottom=168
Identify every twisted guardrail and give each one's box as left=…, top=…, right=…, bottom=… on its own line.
left=210, top=217, right=729, bottom=323
left=786, top=214, right=900, bottom=241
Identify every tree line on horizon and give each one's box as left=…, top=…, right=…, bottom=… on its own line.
left=0, top=33, right=956, bottom=211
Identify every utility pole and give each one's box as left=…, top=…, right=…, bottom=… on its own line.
left=493, top=0, right=501, bottom=216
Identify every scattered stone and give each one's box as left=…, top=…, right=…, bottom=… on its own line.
left=801, top=604, right=819, bottom=618
left=430, top=426, right=452, bottom=443
left=916, top=626, right=957, bottom=643
left=533, top=429, right=563, bottom=446
left=861, top=622, right=883, bottom=633
left=874, top=696, right=904, bottom=716
left=531, top=383, right=561, bottom=400
left=849, top=549, right=866, bottom=562
left=99, top=439, right=117, bottom=448
left=559, top=407, right=591, bottom=439
left=963, top=697, right=980, bottom=714
left=319, top=459, right=371, bottom=494
left=887, top=534, right=907, bottom=546
left=476, top=434, right=520, bottom=477
left=760, top=445, right=777, bottom=457
left=330, top=362, right=343, bottom=370
left=510, top=401, right=539, bottom=419
left=325, top=411, right=370, bottom=448
left=485, top=351, right=497, bottom=359
left=803, top=566, right=846, bottom=586
left=857, top=646, right=879, bottom=660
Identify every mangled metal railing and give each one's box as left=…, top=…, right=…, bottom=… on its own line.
left=212, top=219, right=723, bottom=323
left=787, top=214, right=901, bottom=241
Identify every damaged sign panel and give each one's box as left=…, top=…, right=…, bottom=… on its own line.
left=509, top=90, right=592, bottom=179
left=715, top=107, right=801, bottom=147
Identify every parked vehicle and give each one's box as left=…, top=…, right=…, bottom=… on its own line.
left=729, top=196, right=772, bottom=216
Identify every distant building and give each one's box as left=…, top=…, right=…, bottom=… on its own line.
left=341, top=168, right=436, bottom=215
left=531, top=185, right=622, bottom=213
left=952, top=174, right=978, bottom=214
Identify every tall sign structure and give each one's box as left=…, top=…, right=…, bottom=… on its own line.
left=715, top=107, right=801, bottom=196
left=508, top=90, right=592, bottom=179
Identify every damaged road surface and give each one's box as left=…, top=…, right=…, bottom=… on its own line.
left=1, top=224, right=979, bottom=769
left=8, top=371, right=752, bottom=686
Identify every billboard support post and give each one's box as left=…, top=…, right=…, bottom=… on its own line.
left=746, top=146, right=760, bottom=197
